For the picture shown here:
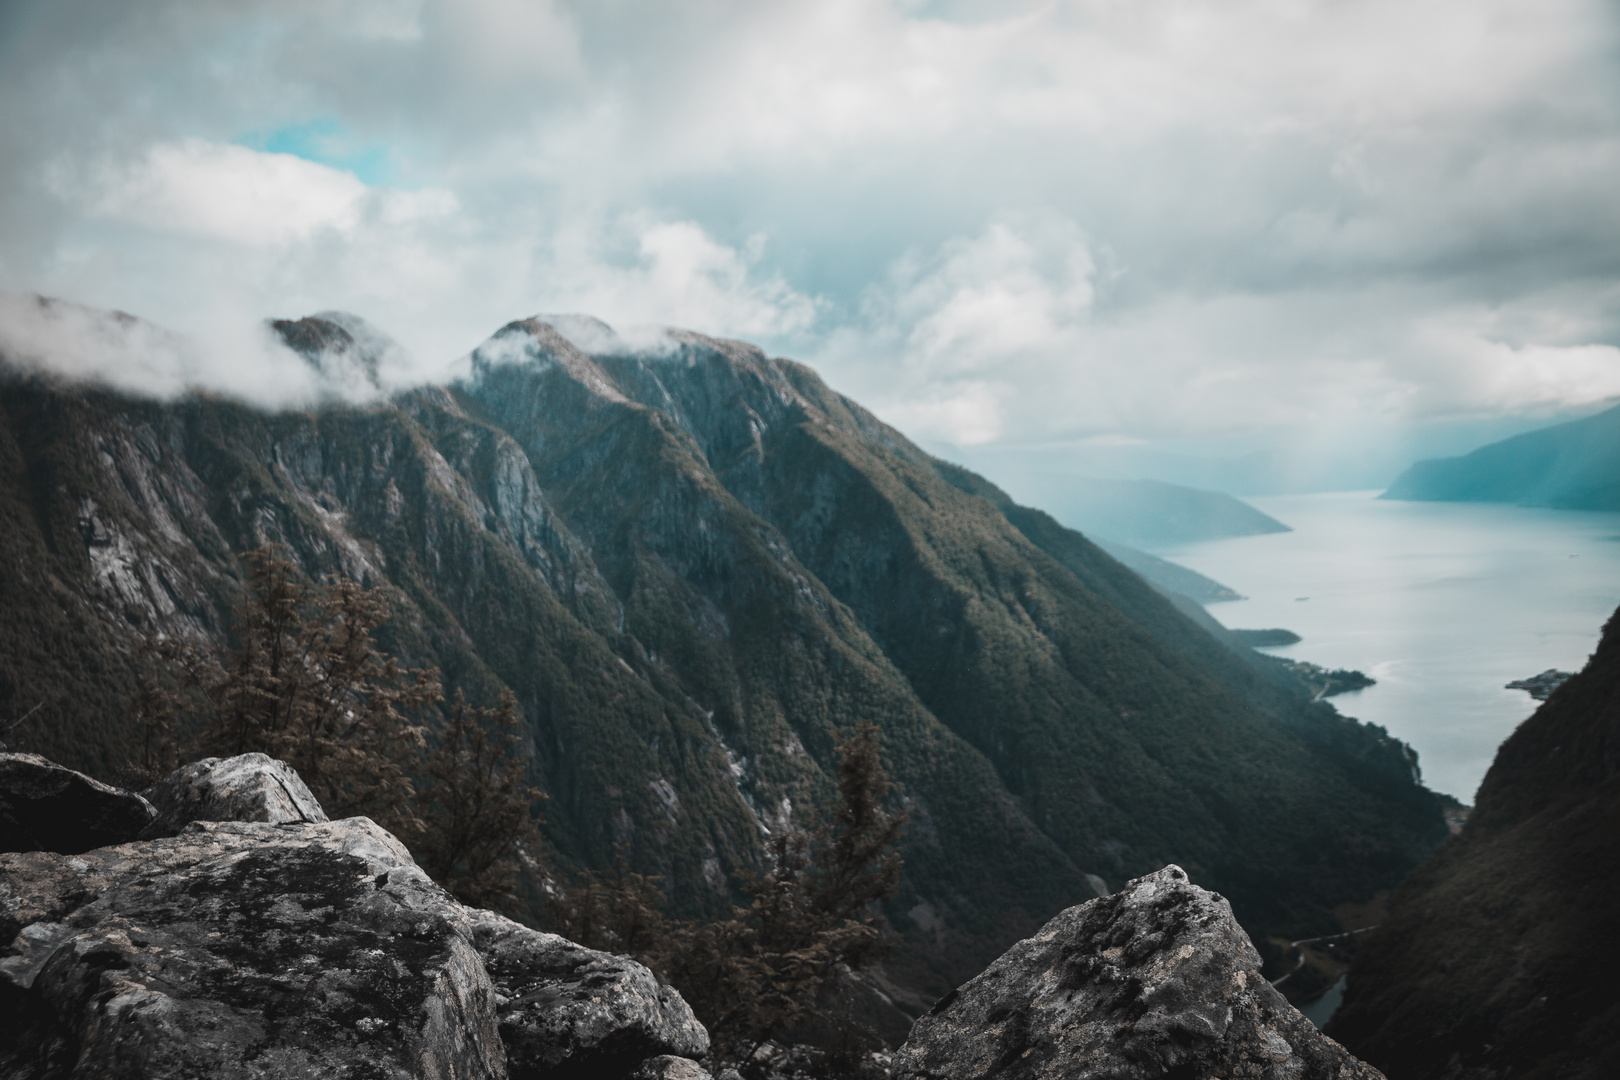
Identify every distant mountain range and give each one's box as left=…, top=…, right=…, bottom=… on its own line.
left=0, top=299, right=1448, bottom=997
left=1038, top=476, right=1291, bottom=548
left=1383, top=402, right=1620, bottom=510
left=1093, top=539, right=1244, bottom=604
left=1329, top=602, right=1620, bottom=1080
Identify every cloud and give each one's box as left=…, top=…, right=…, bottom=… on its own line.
left=836, top=215, right=1620, bottom=449
left=1413, top=314, right=1620, bottom=414
left=890, top=218, right=1097, bottom=375
left=544, top=217, right=820, bottom=341
left=64, top=140, right=370, bottom=244
left=0, top=0, right=1616, bottom=461
left=0, top=292, right=331, bottom=407
left=879, top=381, right=1010, bottom=447
left=52, top=139, right=460, bottom=246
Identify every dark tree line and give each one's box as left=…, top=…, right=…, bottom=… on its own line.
left=133, top=544, right=907, bottom=1067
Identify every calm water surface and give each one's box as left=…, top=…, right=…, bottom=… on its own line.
left=1155, top=492, right=1620, bottom=801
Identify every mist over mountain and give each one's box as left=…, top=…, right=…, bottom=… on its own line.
left=269, top=311, right=409, bottom=397
left=1383, top=401, right=1620, bottom=511
left=0, top=301, right=1449, bottom=997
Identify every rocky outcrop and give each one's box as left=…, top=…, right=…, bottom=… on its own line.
left=0, top=755, right=708, bottom=1079
left=0, top=753, right=156, bottom=854
left=631, top=1055, right=713, bottom=1080
left=454, top=906, right=708, bottom=1078
left=0, top=817, right=505, bottom=1079
left=140, top=752, right=328, bottom=838
left=1503, top=668, right=1572, bottom=701
left=892, top=865, right=1382, bottom=1080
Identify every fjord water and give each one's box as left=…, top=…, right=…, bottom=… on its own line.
left=1154, top=492, right=1620, bottom=801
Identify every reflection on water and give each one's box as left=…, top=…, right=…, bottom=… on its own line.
left=1301, top=974, right=1346, bottom=1029
left=1155, top=492, right=1620, bottom=801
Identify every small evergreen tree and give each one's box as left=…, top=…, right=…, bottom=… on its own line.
left=644, top=720, right=908, bottom=1062
left=135, top=544, right=544, bottom=909
left=411, top=689, right=545, bottom=909
left=547, top=844, right=669, bottom=959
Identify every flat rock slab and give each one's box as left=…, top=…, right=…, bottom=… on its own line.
left=0, top=817, right=506, bottom=1079
left=140, top=753, right=328, bottom=838
left=0, top=753, right=157, bottom=855
left=892, top=865, right=1383, bottom=1080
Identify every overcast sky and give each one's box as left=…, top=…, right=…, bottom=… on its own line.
left=2, top=0, right=1618, bottom=486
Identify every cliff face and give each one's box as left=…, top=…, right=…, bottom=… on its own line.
left=0, top=306, right=1447, bottom=993
left=1328, top=605, right=1620, bottom=1080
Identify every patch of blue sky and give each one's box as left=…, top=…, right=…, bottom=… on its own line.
left=237, top=119, right=398, bottom=187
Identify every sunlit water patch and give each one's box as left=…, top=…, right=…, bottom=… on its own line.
left=1154, top=491, right=1620, bottom=801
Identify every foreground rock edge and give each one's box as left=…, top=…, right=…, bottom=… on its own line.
left=0, top=753, right=707, bottom=1079
left=892, top=864, right=1383, bottom=1080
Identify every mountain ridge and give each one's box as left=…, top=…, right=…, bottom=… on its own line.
left=1382, top=401, right=1620, bottom=510
left=0, top=301, right=1449, bottom=996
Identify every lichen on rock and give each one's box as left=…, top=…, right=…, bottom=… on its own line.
left=891, top=865, right=1383, bottom=1080
left=0, top=755, right=710, bottom=1080
left=0, top=817, right=505, bottom=1079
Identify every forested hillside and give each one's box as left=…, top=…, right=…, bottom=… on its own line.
left=0, top=303, right=1449, bottom=994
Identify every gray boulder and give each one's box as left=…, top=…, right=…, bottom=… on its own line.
left=140, top=752, right=328, bottom=837
left=892, top=865, right=1383, bottom=1080
left=0, top=753, right=156, bottom=854
left=454, top=906, right=709, bottom=1078
left=1, top=754, right=711, bottom=1079
left=0, top=817, right=505, bottom=1079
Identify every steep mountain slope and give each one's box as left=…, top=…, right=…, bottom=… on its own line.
left=1383, top=402, right=1620, bottom=510
left=1328, top=604, right=1620, bottom=1080
left=0, top=306, right=1448, bottom=996
left=464, top=320, right=1444, bottom=938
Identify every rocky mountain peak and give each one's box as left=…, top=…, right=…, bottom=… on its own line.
left=268, top=309, right=403, bottom=396
left=469, top=316, right=631, bottom=405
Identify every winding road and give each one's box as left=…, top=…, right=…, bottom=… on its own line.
left=1269, top=925, right=1378, bottom=988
